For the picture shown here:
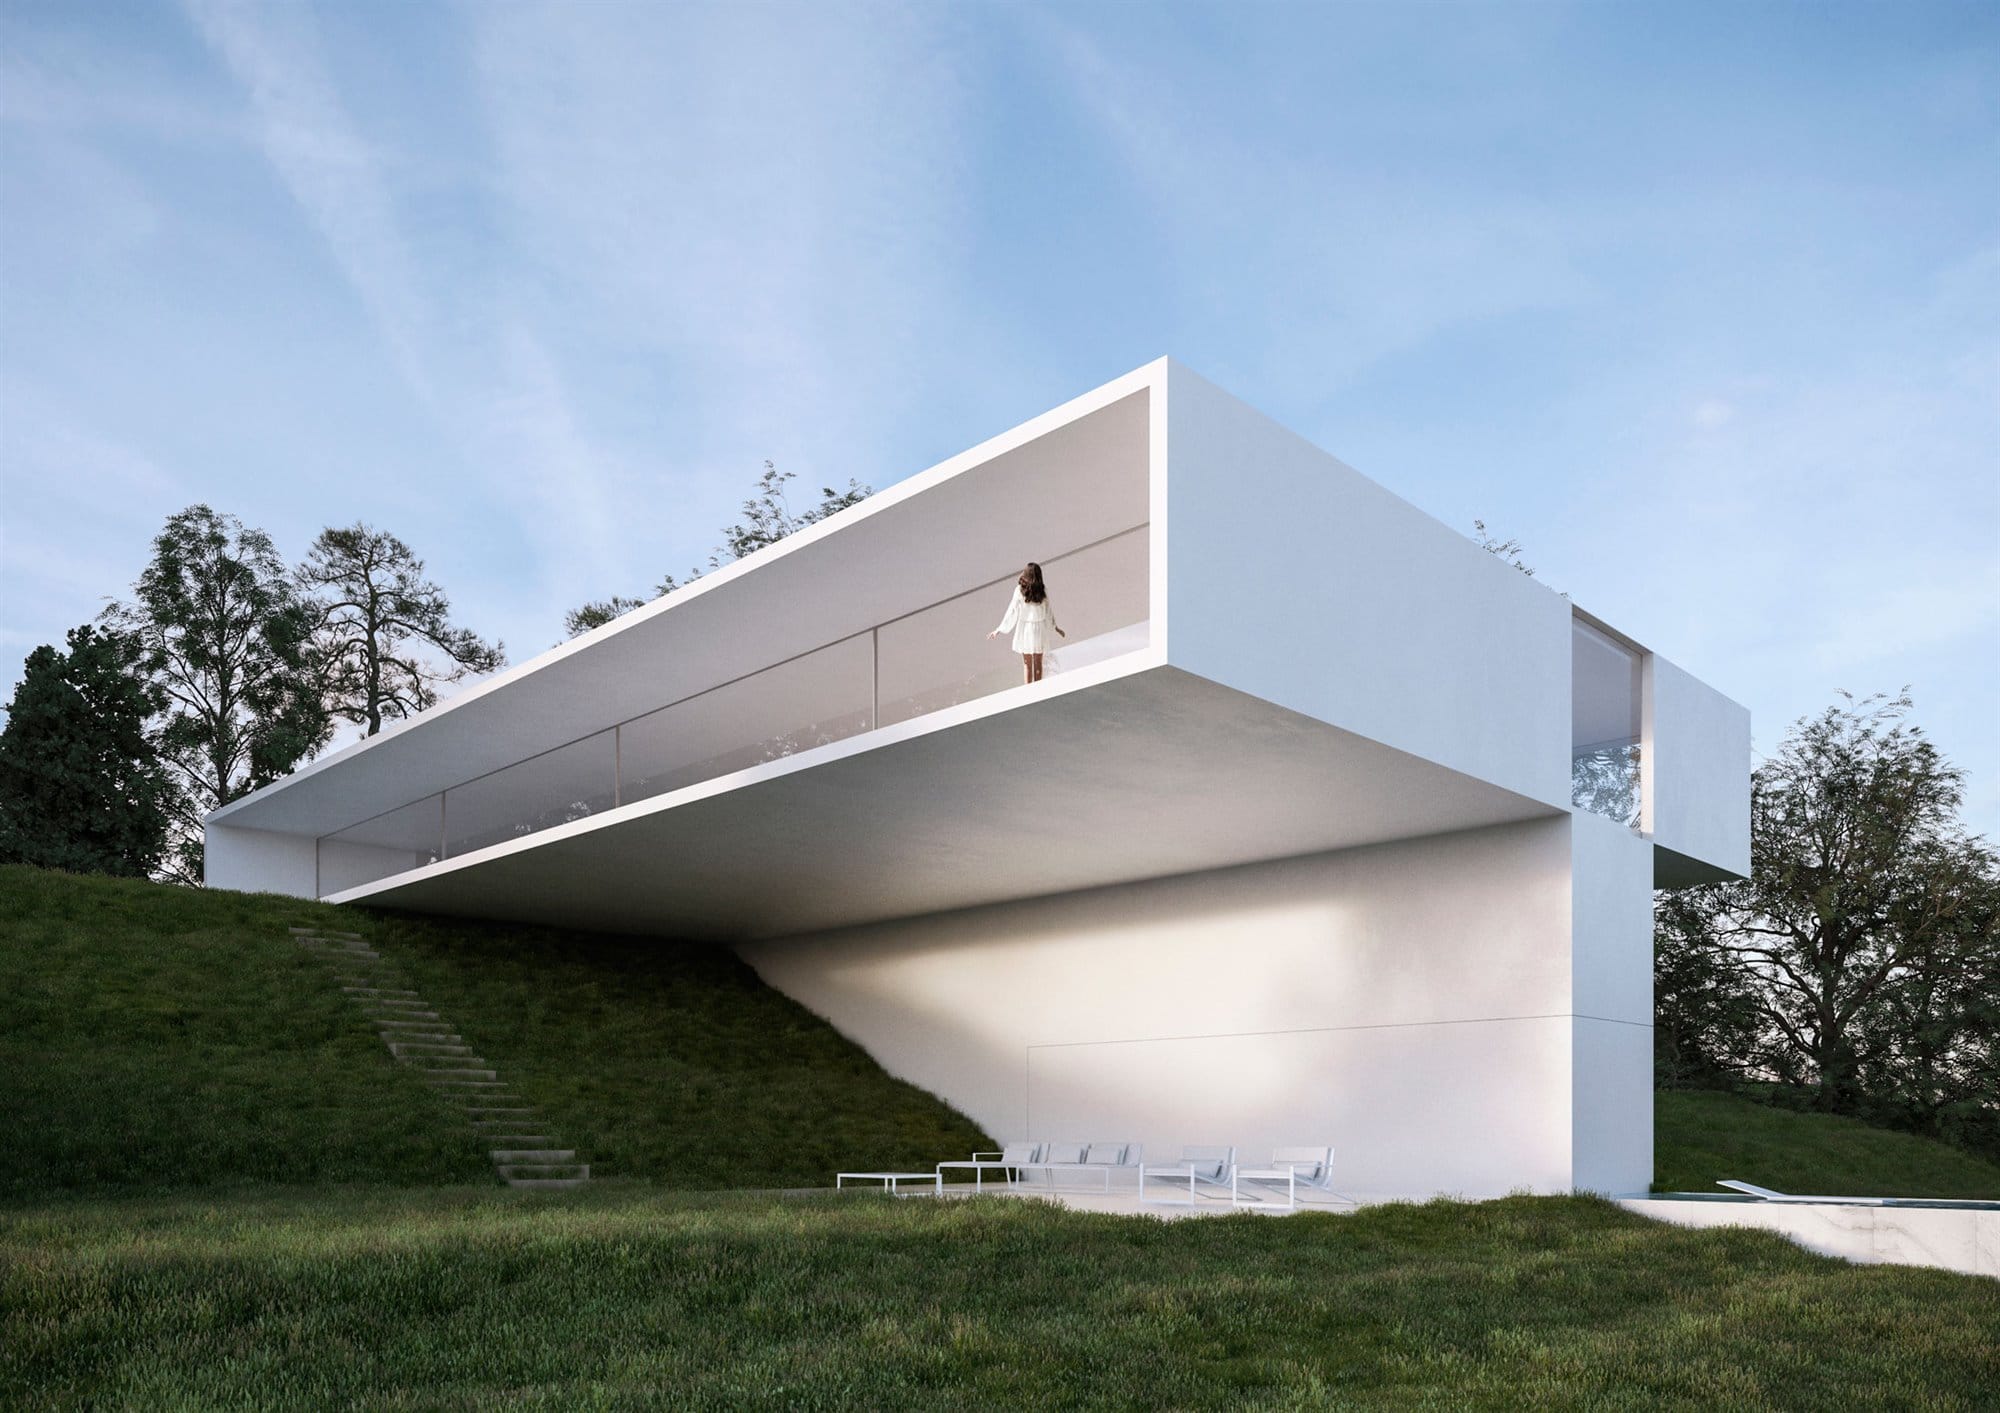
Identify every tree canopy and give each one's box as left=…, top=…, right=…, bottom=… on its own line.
left=299, top=523, right=504, bottom=736
left=0, top=624, right=173, bottom=877
left=1657, top=691, right=1999, bottom=1151
left=565, top=463, right=872, bottom=638
left=102, top=505, right=330, bottom=884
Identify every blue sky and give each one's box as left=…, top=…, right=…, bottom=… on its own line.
left=2, top=0, right=1996, bottom=835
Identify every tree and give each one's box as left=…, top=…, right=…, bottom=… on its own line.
left=563, top=597, right=647, bottom=639
left=565, top=463, right=872, bottom=637
left=1658, top=691, right=1999, bottom=1118
left=299, top=523, right=505, bottom=736
left=1472, top=519, right=1567, bottom=597
left=0, top=624, right=173, bottom=877
left=1472, top=519, right=1538, bottom=579
left=103, top=505, right=330, bottom=885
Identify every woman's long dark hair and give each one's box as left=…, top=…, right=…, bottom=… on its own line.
left=1018, top=562, right=1047, bottom=604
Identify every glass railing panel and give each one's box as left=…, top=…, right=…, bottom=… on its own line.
left=317, top=794, right=443, bottom=897
left=875, top=524, right=1150, bottom=728
left=619, top=635, right=873, bottom=807
left=1571, top=617, right=1644, bottom=829
left=443, top=728, right=616, bottom=857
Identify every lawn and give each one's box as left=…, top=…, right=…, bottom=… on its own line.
left=0, top=865, right=988, bottom=1195
left=1654, top=1089, right=2000, bottom=1200
left=4, top=1185, right=1996, bottom=1410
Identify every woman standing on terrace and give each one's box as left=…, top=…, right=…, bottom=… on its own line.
left=988, top=561, right=1066, bottom=684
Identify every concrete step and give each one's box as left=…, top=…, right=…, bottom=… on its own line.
left=497, top=1163, right=589, bottom=1183
left=500, top=1176, right=589, bottom=1190
left=364, top=997, right=431, bottom=1009
left=344, top=987, right=420, bottom=998
left=425, top=1070, right=500, bottom=1083
left=492, top=1148, right=574, bottom=1163
left=388, top=1044, right=472, bottom=1057
left=375, top=1017, right=447, bottom=1030
left=367, top=1011, right=441, bottom=1023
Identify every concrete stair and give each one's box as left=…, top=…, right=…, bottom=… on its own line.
left=291, top=924, right=589, bottom=1191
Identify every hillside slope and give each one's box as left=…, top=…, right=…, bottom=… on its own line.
left=1654, top=1089, right=2000, bottom=1199
left=0, top=866, right=989, bottom=1195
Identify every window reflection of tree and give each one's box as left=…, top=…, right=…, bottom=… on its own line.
left=1571, top=743, right=1641, bottom=828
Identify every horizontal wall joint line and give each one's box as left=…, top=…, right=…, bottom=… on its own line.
left=1025, top=1012, right=1654, bottom=1050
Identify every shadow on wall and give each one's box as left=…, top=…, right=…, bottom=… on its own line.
left=737, top=817, right=1585, bottom=1193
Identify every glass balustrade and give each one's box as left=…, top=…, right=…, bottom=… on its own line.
left=620, top=636, right=874, bottom=807
left=443, top=729, right=618, bottom=858
left=316, top=523, right=1153, bottom=897
left=877, top=525, right=1150, bottom=727
left=317, top=795, right=443, bottom=897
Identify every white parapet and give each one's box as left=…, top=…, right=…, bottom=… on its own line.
left=1621, top=1198, right=2000, bottom=1279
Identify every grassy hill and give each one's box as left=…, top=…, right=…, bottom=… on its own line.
left=1655, top=1089, right=2000, bottom=1200
left=6, top=1186, right=1997, bottom=1408
left=0, top=865, right=989, bottom=1195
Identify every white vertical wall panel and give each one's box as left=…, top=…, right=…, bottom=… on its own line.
left=741, top=819, right=1606, bottom=1197
left=204, top=825, right=317, bottom=896
left=1570, top=813, right=1655, bottom=1027
left=1028, top=1019, right=1575, bottom=1198
left=1161, top=362, right=1573, bottom=809
left=1570, top=1017, right=1653, bottom=1195
left=1649, top=655, right=1752, bottom=881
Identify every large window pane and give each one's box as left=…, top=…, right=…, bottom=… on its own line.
left=1571, top=617, right=1643, bottom=828
left=620, top=636, right=873, bottom=807
left=444, top=729, right=617, bottom=856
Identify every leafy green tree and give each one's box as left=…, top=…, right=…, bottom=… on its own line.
left=565, top=463, right=872, bottom=637
left=298, top=523, right=505, bottom=736
left=103, top=505, right=330, bottom=884
left=0, top=625, right=173, bottom=877
left=563, top=596, right=648, bottom=639
left=1658, top=691, right=1998, bottom=1118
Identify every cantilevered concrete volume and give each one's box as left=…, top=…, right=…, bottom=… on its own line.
left=208, top=359, right=1750, bottom=1201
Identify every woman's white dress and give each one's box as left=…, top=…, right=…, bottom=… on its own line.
left=994, top=586, right=1061, bottom=655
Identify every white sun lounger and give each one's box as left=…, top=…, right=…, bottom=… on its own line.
left=937, top=1141, right=1041, bottom=1190
left=1231, top=1146, right=1337, bottom=1209
left=1139, top=1145, right=1236, bottom=1206
left=1010, top=1141, right=1142, bottom=1192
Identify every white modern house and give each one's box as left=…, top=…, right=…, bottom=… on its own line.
left=207, top=359, right=1749, bottom=1200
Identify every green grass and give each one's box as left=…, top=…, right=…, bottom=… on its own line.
left=1655, top=1090, right=2000, bottom=1200
left=5, top=1186, right=1996, bottom=1409
left=0, top=865, right=490, bottom=1193
left=357, top=905, right=992, bottom=1187
left=0, top=865, right=989, bottom=1195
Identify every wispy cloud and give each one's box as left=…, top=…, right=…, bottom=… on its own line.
left=181, top=0, right=435, bottom=403
left=465, top=0, right=973, bottom=485
left=178, top=0, right=638, bottom=625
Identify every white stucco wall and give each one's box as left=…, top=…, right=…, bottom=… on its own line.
left=1567, top=812, right=1656, bottom=1194
left=1161, top=362, right=1573, bottom=809
left=1648, top=655, right=1752, bottom=883
left=741, top=816, right=1654, bottom=1198
left=204, top=823, right=317, bottom=896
